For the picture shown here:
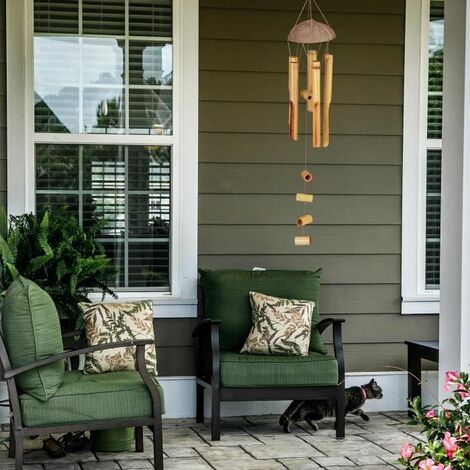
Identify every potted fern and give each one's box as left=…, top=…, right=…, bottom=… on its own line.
left=0, top=206, right=115, bottom=330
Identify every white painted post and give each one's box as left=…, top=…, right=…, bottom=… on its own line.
left=439, top=0, right=470, bottom=398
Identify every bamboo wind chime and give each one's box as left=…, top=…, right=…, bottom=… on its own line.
left=288, top=0, right=335, bottom=247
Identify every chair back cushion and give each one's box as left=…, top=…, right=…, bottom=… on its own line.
left=199, top=269, right=326, bottom=354
left=2, top=277, right=64, bottom=401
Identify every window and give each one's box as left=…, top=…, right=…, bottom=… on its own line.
left=6, top=0, right=198, bottom=315
left=402, top=0, right=443, bottom=314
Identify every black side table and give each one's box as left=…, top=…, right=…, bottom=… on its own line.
left=405, top=340, right=439, bottom=416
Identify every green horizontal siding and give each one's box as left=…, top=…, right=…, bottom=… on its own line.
left=198, top=0, right=438, bottom=373
left=0, top=0, right=438, bottom=377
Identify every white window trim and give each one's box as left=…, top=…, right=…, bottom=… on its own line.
left=6, top=0, right=199, bottom=318
left=402, top=0, right=440, bottom=315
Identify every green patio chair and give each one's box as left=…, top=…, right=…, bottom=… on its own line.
left=194, top=269, right=346, bottom=441
left=0, top=277, right=164, bottom=470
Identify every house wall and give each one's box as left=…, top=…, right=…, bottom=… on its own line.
left=0, top=0, right=439, bottom=378
left=197, top=0, right=439, bottom=371
left=0, top=0, right=5, bottom=207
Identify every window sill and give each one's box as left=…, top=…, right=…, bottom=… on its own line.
left=402, top=296, right=440, bottom=315
left=88, top=292, right=197, bottom=318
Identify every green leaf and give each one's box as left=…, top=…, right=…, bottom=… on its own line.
left=0, top=235, right=15, bottom=266
left=6, top=263, right=19, bottom=279
left=0, top=207, right=8, bottom=239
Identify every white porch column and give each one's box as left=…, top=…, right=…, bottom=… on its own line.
left=439, top=0, right=470, bottom=397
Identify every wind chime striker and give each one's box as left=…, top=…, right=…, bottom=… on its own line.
left=288, top=0, right=335, bottom=247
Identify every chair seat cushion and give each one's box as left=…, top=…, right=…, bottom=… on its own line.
left=220, top=351, right=338, bottom=387
left=19, top=370, right=165, bottom=427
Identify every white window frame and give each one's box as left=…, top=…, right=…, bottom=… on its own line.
left=402, top=0, right=441, bottom=314
left=6, top=0, right=199, bottom=318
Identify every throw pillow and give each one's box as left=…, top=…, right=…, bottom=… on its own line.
left=79, top=300, right=157, bottom=376
left=1, top=277, right=65, bottom=401
left=240, top=291, right=314, bottom=356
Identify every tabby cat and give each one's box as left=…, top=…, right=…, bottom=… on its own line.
left=279, top=378, right=383, bottom=433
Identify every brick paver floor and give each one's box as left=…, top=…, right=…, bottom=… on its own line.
left=0, top=412, right=421, bottom=469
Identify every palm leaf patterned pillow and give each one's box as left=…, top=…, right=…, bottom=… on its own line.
left=240, top=292, right=314, bottom=356
left=79, top=300, right=157, bottom=376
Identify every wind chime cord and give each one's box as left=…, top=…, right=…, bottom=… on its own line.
left=302, top=94, right=309, bottom=235
left=312, top=0, right=331, bottom=27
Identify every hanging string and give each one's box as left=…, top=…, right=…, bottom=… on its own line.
left=312, top=0, right=331, bottom=27
left=302, top=93, right=310, bottom=236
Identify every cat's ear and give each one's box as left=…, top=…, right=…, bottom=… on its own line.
left=369, top=378, right=375, bottom=385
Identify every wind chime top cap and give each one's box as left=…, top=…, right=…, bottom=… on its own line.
left=288, top=19, right=336, bottom=44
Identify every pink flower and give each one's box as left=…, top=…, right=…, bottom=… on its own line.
left=456, top=383, right=470, bottom=400
left=425, top=409, right=436, bottom=419
left=400, top=442, right=414, bottom=460
left=445, top=371, right=460, bottom=392
left=419, top=459, right=436, bottom=470
left=443, top=432, right=459, bottom=459
left=444, top=466, right=453, bottom=470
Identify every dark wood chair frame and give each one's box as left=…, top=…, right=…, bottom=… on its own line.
left=0, top=336, right=164, bottom=470
left=193, top=317, right=346, bottom=441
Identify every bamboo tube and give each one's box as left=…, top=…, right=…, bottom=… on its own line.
left=296, top=214, right=313, bottom=227
left=296, top=193, right=314, bottom=203
left=322, top=54, right=334, bottom=147
left=301, top=89, right=313, bottom=103
left=313, top=61, right=321, bottom=148
left=307, top=50, right=317, bottom=112
left=295, top=236, right=312, bottom=246
left=300, top=170, right=313, bottom=182
left=288, top=56, right=299, bottom=141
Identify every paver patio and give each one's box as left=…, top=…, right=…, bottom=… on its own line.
left=0, top=412, right=420, bottom=469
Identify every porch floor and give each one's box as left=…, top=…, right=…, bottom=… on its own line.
left=0, top=412, right=421, bottom=469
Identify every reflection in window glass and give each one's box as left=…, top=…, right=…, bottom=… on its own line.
left=36, top=144, right=171, bottom=289
left=34, top=1, right=174, bottom=290
left=425, top=0, right=443, bottom=290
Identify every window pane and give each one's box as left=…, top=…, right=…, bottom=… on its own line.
left=129, top=89, right=172, bottom=134
left=128, top=241, right=170, bottom=288
left=83, top=87, right=126, bottom=134
left=426, top=149, right=441, bottom=289
left=129, top=0, right=172, bottom=37
left=427, top=94, right=442, bottom=139
left=36, top=194, right=79, bottom=220
left=427, top=0, right=444, bottom=139
left=129, top=41, right=172, bottom=86
left=35, top=37, right=79, bottom=133
left=35, top=144, right=171, bottom=290
left=34, top=1, right=173, bottom=136
left=82, top=0, right=125, bottom=36
left=36, top=144, right=79, bottom=190
left=34, top=0, right=79, bottom=34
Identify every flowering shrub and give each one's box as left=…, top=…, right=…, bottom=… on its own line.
left=399, top=372, right=470, bottom=470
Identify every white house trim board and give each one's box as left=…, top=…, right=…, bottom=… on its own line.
left=0, top=372, right=438, bottom=423
left=6, top=0, right=199, bottom=317
left=150, top=372, right=440, bottom=418
left=438, top=0, right=470, bottom=395
left=401, top=0, right=440, bottom=315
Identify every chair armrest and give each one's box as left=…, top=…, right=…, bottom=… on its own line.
left=135, top=344, right=163, bottom=415
left=192, top=319, right=221, bottom=387
left=316, top=318, right=345, bottom=335
left=316, top=318, right=345, bottom=384
left=192, top=319, right=222, bottom=338
left=4, top=339, right=155, bottom=379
